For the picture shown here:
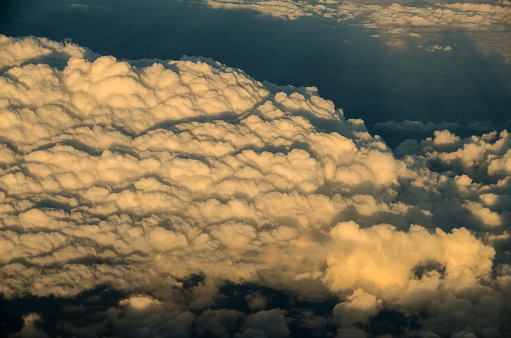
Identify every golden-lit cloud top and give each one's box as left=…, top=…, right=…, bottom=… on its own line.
left=1, top=35, right=510, bottom=337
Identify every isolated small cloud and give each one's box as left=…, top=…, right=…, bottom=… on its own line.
left=8, top=313, right=48, bottom=338
left=68, top=3, right=89, bottom=11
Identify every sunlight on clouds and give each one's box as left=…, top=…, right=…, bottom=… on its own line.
left=333, top=288, right=382, bottom=327
left=204, top=0, right=511, bottom=57
left=326, top=222, right=494, bottom=293
left=0, top=35, right=510, bottom=337
left=205, top=0, right=511, bottom=31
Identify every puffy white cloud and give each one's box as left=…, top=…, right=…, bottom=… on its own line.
left=326, top=222, right=495, bottom=295
left=0, top=35, right=510, bottom=337
left=333, top=288, right=382, bottom=327
left=0, top=35, right=87, bottom=70
left=400, top=129, right=511, bottom=181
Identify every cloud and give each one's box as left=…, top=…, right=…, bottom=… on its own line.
left=373, top=120, right=511, bottom=151
left=326, top=222, right=494, bottom=294
left=206, top=0, right=511, bottom=32
left=333, top=288, right=382, bottom=327
left=0, top=35, right=510, bottom=337
left=236, top=309, right=289, bottom=338
left=207, top=0, right=307, bottom=20
left=203, top=0, right=511, bottom=56
left=8, top=313, right=48, bottom=338
left=68, top=3, right=89, bottom=11
left=398, top=129, right=511, bottom=181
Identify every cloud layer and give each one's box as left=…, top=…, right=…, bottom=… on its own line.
left=205, top=0, right=511, bottom=56
left=205, top=0, right=511, bottom=31
left=1, top=35, right=510, bottom=337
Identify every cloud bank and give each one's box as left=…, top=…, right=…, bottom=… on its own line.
left=205, top=0, right=511, bottom=56
left=205, top=0, right=511, bottom=31
left=1, top=35, right=510, bottom=337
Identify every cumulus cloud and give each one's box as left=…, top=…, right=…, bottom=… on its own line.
left=398, top=129, right=511, bottom=180
left=333, top=288, right=382, bottom=327
left=204, top=0, right=511, bottom=56
left=374, top=119, right=511, bottom=151
left=207, top=0, right=307, bottom=20
left=0, top=35, right=510, bottom=337
left=205, top=0, right=511, bottom=31
left=8, top=313, right=48, bottom=338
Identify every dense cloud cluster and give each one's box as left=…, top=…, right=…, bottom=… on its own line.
left=1, top=35, right=510, bottom=337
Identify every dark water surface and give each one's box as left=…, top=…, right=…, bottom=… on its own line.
left=2, top=0, right=511, bottom=134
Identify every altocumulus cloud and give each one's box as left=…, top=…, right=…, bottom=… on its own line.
left=0, top=35, right=510, bottom=337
